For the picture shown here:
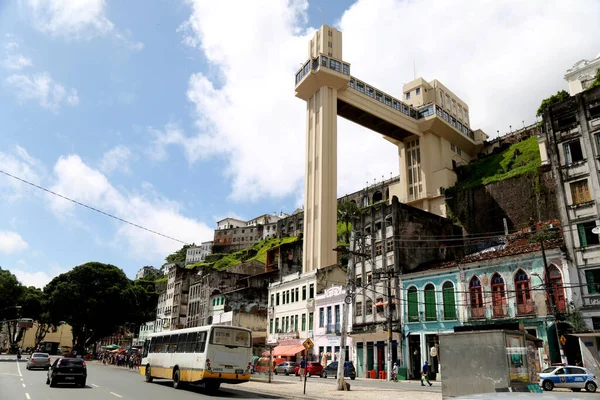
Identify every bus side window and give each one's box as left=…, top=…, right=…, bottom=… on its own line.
left=163, top=335, right=171, bottom=353
left=154, top=336, right=163, bottom=353
left=143, top=339, right=151, bottom=357
left=177, top=334, right=187, bottom=353
left=170, top=334, right=179, bottom=353
left=198, top=332, right=207, bottom=353
left=187, top=332, right=197, bottom=353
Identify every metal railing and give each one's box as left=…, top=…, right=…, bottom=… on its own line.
left=326, top=323, right=341, bottom=334
left=295, top=55, right=350, bottom=86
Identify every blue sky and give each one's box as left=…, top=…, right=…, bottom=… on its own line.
left=1, top=0, right=599, bottom=287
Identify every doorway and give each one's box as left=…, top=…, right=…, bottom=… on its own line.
left=409, top=334, right=421, bottom=379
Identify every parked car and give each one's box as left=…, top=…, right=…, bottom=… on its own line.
left=321, top=361, right=356, bottom=380
left=294, top=362, right=324, bottom=377
left=254, top=357, right=286, bottom=373
left=26, top=353, right=50, bottom=370
left=46, top=357, right=87, bottom=388
left=274, top=361, right=297, bottom=375
left=539, top=365, right=597, bottom=392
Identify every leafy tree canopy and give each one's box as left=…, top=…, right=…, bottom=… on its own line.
left=0, top=267, right=24, bottom=315
left=163, top=244, right=192, bottom=267
left=536, top=89, right=569, bottom=118
left=44, top=262, right=133, bottom=352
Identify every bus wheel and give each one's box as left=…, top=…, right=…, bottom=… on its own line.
left=205, top=381, right=221, bottom=392
left=145, top=365, right=153, bottom=383
left=173, top=369, right=185, bottom=390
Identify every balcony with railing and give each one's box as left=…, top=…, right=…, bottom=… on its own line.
left=515, top=300, right=536, bottom=317
left=467, top=306, right=486, bottom=321
left=492, top=304, right=509, bottom=318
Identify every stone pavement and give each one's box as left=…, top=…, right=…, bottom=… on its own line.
left=226, top=378, right=443, bottom=400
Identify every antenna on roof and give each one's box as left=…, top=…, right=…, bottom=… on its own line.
left=320, top=6, right=324, bottom=26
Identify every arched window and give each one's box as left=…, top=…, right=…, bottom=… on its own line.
left=407, top=286, right=419, bottom=322
left=491, top=273, right=507, bottom=317
left=372, top=191, right=383, bottom=203
left=548, top=265, right=567, bottom=313
left=442, top=281, right=456, bottom=320
left=424, top=284, right=437, bottom=321
left=515, top=269, right=534, bottom=315
left=469, top=276, right=484, bottom=318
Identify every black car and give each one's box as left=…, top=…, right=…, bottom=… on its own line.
left=321, top=361, right=356, bottom=380
left=46, top=357, right=87, bottom=387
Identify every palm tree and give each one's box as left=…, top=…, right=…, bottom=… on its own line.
left=337, top=200, right=362, bottom=245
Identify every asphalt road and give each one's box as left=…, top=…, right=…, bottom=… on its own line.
left=0, top=359, right=283, bottom=400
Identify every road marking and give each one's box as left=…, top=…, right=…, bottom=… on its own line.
left=16, top=360, right=22, bottom=377
left=25, top=393, right=31, bottom=400
left=22, top=383, right=26, bottom=388
left=90, top=383, right=99, bottom=387
left=109, top=392, right=122, bottom=398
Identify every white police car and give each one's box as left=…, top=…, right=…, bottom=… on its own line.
left=539, top=365, right=597, bottom=392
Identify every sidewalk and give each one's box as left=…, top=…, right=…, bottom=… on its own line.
left=226, top=378, right=442, bottom=400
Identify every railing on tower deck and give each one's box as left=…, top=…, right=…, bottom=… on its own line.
left=515, top=300, right=536, bottom=316
left=295, top=55, right=350, bottom=86
left=295, top=54, right=477, bottom=142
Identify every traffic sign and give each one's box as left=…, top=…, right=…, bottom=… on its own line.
left=560, top=335, right=567, bottom=346
left=302, top=338, right=314, bottom=350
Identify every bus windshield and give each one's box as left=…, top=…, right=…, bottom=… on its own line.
left=210, top=327, right=251, bottom=348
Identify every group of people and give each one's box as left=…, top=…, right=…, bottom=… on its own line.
left=97, top=351, right=141, bottom=369
left=391, top=360, right=433, bottom=386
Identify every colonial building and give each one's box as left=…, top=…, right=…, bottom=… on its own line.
left=565, top=54, right=600, bottom=96
left=543, top=85, right=600, bottom=328
left=350, top=196, right=463, bottom=378
left=185, top=241, right=213, bottom=265
left=314, top=285, right=353, bottom=366
left=135, top=265, right=161, bottom=280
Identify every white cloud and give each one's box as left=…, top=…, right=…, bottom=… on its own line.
left=172, top=0, right=600, bottom=204
left=146, top=124, right=186, bottom=162
left=0, top=231, right=29, bottom=254
left=11, top=263, right=68, bottom=288
left=48, top=155, right=213, bottom=260
left=6, top=72, right=79, bottom=111
left=0, top=146, right=44, bottom=201
left=23, top=0, right=143, bottom=49
left=2, top=40, right=33, bottom=70
left=99, top=145, right=133, bottom=174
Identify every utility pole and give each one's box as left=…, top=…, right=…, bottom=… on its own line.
left=335, top=230, right=354, bottom=391
left=387, top=267, right=393, bottom=380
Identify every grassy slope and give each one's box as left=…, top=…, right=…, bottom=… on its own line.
left=186, top=236, right=300, bottom=271
left=455, top=136, right=541, bottom=190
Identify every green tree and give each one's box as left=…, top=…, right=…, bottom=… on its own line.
left=337, top=200, right=362, bottom=244
left=588, top=68, right=600, bottom=90
left=163, top=244, right=192, bottom=268
left=44, top=262, right=132, bottom=353
left=16, top=286, right=52, bottom=347
left=536, top=90, right=569, bottom=119
left=0, top=268, right=24, bottom=348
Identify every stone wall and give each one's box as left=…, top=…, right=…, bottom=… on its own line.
left=445, top=170, right=560, bottom=235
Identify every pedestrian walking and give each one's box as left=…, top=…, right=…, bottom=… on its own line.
left=421, top=360, right=432, bottom=386
left=391, top=362, right=398, bottom=382
left=299, top=359, right=306, bottom=381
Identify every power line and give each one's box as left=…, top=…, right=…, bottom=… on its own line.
left=0, top=168, right=189, bottom=245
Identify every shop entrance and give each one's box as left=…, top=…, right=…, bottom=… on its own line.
left=409, top=334, right=421, bottom=379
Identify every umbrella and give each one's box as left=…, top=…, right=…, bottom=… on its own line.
left=104, top=344, right=121, bottom=350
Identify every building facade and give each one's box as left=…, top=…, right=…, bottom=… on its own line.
left=185, top=241, right=213, bottom=265
left=350, top=196, right=463, bottom=378
left=543, top=85, right=600, bottom=328
left=314, top=285, right=353, bottom=366
left=565, top=54, right=600, bottom=96
left=135, top=266, right=160, bottom=280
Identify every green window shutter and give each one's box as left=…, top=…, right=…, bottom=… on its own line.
left=586, top=270, right=597, bottom=294
left=425, top=289, right=436, bottom=321
left=407, top=289, right=418, bottom=322
left=443, top=286, right=456, bottom=320
left=578, top=224, right=588, bottom=247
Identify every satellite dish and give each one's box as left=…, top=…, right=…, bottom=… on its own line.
left=593, top=227, right=600, bottom=235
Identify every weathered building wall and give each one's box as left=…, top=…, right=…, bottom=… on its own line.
left=445, top=171, right=560, bottom=235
